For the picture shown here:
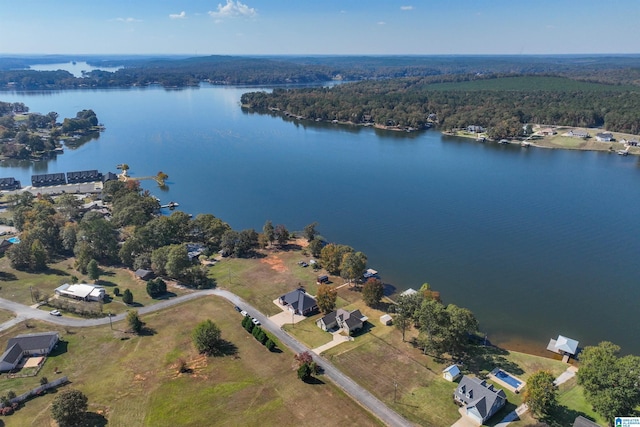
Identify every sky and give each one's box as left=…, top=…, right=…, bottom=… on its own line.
left=0, top=0, right=639, bottom=56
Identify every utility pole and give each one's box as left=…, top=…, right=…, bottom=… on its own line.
left=108, top=312, right=113, bottom=330
left=394, top=380, right=398, bottom=403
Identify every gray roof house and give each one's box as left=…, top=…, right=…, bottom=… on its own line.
left=573, top=416, right=600, bottom=427
left=317, top=308, right=368, bottom=334
left=595, top=132, right=614, bottom=142
left=454, top=376, right=507, bottom=424
left=279, top=289, right=318, bottom=316
left=0, top=332, right=59, bottom=373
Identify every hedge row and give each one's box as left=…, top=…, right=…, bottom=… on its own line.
left=241, top=316, right=276, bottom=351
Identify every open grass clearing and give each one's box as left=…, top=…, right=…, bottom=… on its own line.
left=282, top=314, right=333, bottom=349
left=0, top=296, right=382, bottom=426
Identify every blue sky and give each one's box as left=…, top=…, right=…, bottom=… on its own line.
left=1, top=0, right=638, bottom=55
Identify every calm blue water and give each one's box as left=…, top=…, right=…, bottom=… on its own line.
left=1, top=84, right=639, bottom=354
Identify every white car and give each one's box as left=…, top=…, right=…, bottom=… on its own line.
left=252, top=318, right=261, bottom=326
left=49, top=310, right=61, bottom=316
left=240, top=310, right=249, bottom=317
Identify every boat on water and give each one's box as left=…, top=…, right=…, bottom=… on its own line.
left=161, top=201, right=180, bottom=209
left=498, top=139, right=510, bottom=144
left=617, top=149, right=629, bottom=156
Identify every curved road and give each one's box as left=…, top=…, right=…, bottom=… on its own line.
left=0, top=290, right=414, bottom=427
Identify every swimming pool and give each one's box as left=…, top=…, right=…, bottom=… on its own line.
left=494, top=369, right=522, bottom=389
left=7, top=237, right=20, bottom=244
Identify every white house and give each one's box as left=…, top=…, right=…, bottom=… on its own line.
left=55, top=283, right=105, bottom=302
left=0, top=332, right=59, bottom=373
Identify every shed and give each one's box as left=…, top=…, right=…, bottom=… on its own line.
left=135, top=269, right=155, bottom=281
left=380, top=314, right=393, bottom=326
left=443, top=365, right=461, bottom=382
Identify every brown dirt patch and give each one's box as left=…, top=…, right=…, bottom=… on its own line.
left=260, top=255, right=288, bottom=273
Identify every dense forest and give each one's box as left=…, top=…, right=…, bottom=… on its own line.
left=240, top=75, right=640, bottom=137
left=1, top=54, right=640, bottom=90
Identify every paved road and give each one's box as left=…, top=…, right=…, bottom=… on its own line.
left=0, top=289, right=414, bottom=427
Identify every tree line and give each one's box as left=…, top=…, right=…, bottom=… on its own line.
left=241, top=75, right=640, bottom=137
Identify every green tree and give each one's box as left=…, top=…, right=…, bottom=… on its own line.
left=316, top=284, right=337, bottom=314
left=417, top=298, right=447, bottom=356
left=86, top=259, right=100, bottom=282
left=395, top=311, right=411, bottom=342
left=523, top=370, right=557, bottom=419
left=262, top=220, right=275, bottom=247
left=30, top=238, right=48, bottom=271
left=192, top=319, right=222, bottom=356
left=362, top=278, right=384, bottom=307
left=320, top=243, right=353, bottom=275
left=303, top=222, right=318, bottom=241
left=122, top=289, right=133, bottom=305
left=442, top=304, right=478, bottom=359
left=340, top=251, right=367, bottom=284
left=308, top=238, right=323, bottom=258
left=50, top=389, right=88, bottom=427
left=577, top=341, right=640, bottom=421
left=165, top=244, right=190, bottom=279
left=274, top=224, right=289, bottom=247
left=297, top=363, right=312, bottom=381
left=126, top=310, right=143, bottom=334
left=146, top=278, right=167, bottom=298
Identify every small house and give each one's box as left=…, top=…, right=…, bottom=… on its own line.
left=567, top=130, right=589, bottom=138
left=595, top=132, right=614, bottom=142
left=454, top=376, right=507, bottom=424
left=279, top=288, right=318, bottom=316
left=317, top=308, right=368, bottom=334
left=0, top=177, right=21, bottom=191
left=400, top=288, right=418, bottom=297
left=135, top=269, right=155, bottom=281
left=0, top=332, right=59, bottom=373
left=55, top=283, right=105, bottom=302
left=443, top=365, right=461, bottom=382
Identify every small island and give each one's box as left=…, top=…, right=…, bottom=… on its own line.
left=0, top=101, right=103, bottom=160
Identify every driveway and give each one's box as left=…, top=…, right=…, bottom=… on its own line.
left=312, top=329, right=352, bottom=355
left=268, top=298, right=307, bottom=327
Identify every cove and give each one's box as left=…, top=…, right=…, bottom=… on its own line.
left=1, top=84, right=639, bottom=354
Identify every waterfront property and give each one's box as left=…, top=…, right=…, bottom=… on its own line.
left=488, top=367, right=526, bottom=393
left=567, top=129, right=589, bottom=138
left=0, top=332, right=59, bottom=373
left=0, top=239, right=13, bottom=254
left=66, top=169, right=102, bottom=183
left=442, top=364, right=461, bottom=382
left=547, top=334, right=579, bottom=362
left=31, top=172, right=66, bottom=187
left=279, top=288, right=318, bottom=316
left=595, top=132, right=614, bottom=142
left=55, top=283, right=105, bottom=302
left=0, top=177, right=21, bottom=190
left=316, top=308, right=368, bottom=334
left=454, top=375, right=507, bottom=424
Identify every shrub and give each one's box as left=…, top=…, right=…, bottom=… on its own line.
left=114, top=287, right=120, bottom=296
left=6, top=391, right=15, bottom=400
left=40, top=377, right=48, bottom=385
left=146, top=278, right=167, bottom=298
left=2, top=406, right=13, bottom=415
left=122, top=289, right=133, bottom=305
left=265, top=339, right=275, bottom=351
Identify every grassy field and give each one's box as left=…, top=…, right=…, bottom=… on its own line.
left=0, top=296, right=382, bottom=426
left=208, top=242, right=344, bottom=316
left=0, top=256, right=190, bottom=315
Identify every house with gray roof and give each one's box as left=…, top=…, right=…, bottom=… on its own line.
left=317, top=308, right=368, bottom=334
left=595, top=132, right=614, bottom=142
left=573, top=416, right=600, bottom=427
left=279, top=288, right=318, bottom=316
left=0, top=332, right=59, bottom=372
left=454, top=375, right=507, bottom=424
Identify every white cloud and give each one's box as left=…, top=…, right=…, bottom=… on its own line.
left=115, top=17, right=141, bottom=23
left=208, top=0, right=257, bottom=19
left=377, top=21, right=386, bottom=25
left=400, top=6, right=414, bottom=11
left=170, top=11, right=186, bottom=19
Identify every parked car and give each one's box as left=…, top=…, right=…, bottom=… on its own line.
left=49, top=310, right=61, bottom=316
left=240, top=310, right=249, bottom=317
left=252, top=318, right=261, bottom=326
left=234, top=306, right=242, bottom=312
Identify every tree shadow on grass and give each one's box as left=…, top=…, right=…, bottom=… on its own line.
left=0, top=271, right=17, bottom=281
left=302, top=375, right=325, bottom=385
left=98, top=280, right=117, bottom=287
left=463, top=344, right=524, bottom=376
left=211, top=339, right=238, bottom=357
left=49, top=340, right=69, bottom=357
left=45, top=268, right=68, bottom=276
left=138, top=326, right=157, bottom=337
left=153, top=292, right=177, bottom=300
left=79, top=412, right=108, bottom=427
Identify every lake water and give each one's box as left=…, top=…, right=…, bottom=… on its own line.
left=1, top=84, right=639, bottom=355
left=28, top=62, right=123, bottom=77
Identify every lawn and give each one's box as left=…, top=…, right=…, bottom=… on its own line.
left=282, top=314, right=333, bottom=349
left=0, top=256, right=190, bottom=315
left=0, top=296, right=382, bottom=426
left=208, top=243, right=342, bottom=316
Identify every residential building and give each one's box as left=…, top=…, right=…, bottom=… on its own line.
left=454, top=376, right=507, bottom=424
left=279, top=288, right=318, bottom=316
left=0, top=332, right=59, bottom=372
left=317, top=308, right=368, bottom=334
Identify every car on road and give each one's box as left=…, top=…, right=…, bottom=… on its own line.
left=240, top=310, right=249, bottom=317
left=252, top=318, right=261, bottom=326
left=49, top=310, right=61, bottom=316
left=234, top=306, right=241, bottom=312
